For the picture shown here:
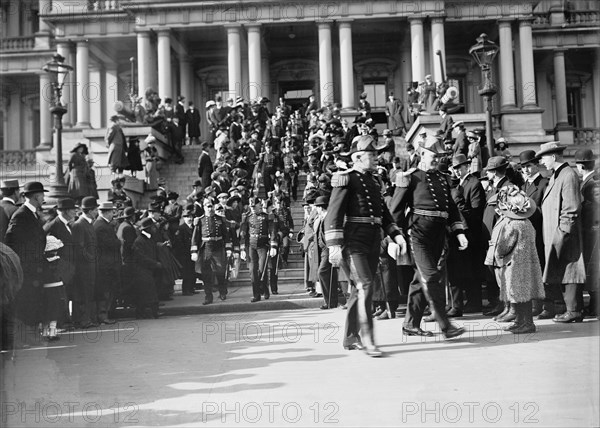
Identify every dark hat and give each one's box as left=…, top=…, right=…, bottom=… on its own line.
left=117, top=207, right=136, bottom=219
left=260, top=97, right=270, bottom=103
left=139, top=217, right=154, bottom=230
left=305, top=189, right=319, bottom=204
left=314, top=195, right=330, bottom=207
left=70, top=142, right=88, bottom=153
left=0, top=179, right=19, bottom=189
left=484, top=156, right=509, bottom=171
left=56, top=198, right=77, bottom=210
left=80, top=196, right=98, bottom=209
left=231, top=168, right=248, bottom=178
left=193, top=179, right=202, bottom=187
left=177, top=95, right=185, bottom=102
left=22, top=181, right=48, bottom=195
left=574, top=148, right=595, bottom=164
left=227, top=195, right=241, bottom=206
left=451, top=154, right=470, bottom=169
left=147, top=203, right=162, bottom=212
left=167, top=191, right=179, bottom=200
left=359, top=92, right=368, bottom=99
left=347, top=135, right=387, bottom=155
left=318, top=173, right=331, bottom=183
left=518, top=150, right=539, bottom=166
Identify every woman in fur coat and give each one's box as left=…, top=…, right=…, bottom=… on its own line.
left=485, top=185, right=544, bottom=334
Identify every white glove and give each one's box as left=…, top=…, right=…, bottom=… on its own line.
left=288, top=232, right=293, bottom=239
left=329, top=245, right=342, bottom=267
left=226, top=250, right=232, bottom=258
left=191, top=253, right=198, bottom=262
left=393, top=234, right=407, bottom=256
left=457, top=233, right=469, bottom=251
left=269, top=248, right=277, bottom=258
left=240, top=250, right=247, bottom=261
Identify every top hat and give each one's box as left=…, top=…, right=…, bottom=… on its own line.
left=451, top=154, right=470, bottom=169
left=56, top=198, right=77, bottom=210
left=314, top=195, right=330, bottom=207
left=518, top=150, right=538, bottom=166
left=535, top=142, right=567, bottom=158
left=139, top=217, right=154, bottom=230
left=98, top=201, right=115, bottom=211
left=70, top=142, right=88, bottom=153
left=484, top=156, right=509, bottom=171
left=22, top=181, right=48, bottom=195
left=496, top=185, right=537, bottom=219
left=0, top=179, right=19, bottom=189
left=574, top=148, right=595, bottom=164
left=80, top=196, right=98, bottom=209
left=117, top=207, right=136, bottom=219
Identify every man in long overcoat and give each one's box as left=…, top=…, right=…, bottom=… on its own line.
left=94, top=202, right=120, bottom=324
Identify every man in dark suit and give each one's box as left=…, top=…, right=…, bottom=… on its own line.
left=186, top=101, right=201, bottom=145
left=94, top=202, right=120, bottom=324
left=1, top=179, right=21, bottom=220
left=450, top=155, right=486, bottom=313
left=385, top=92, right=406, bottom=136
left=518, top=150, right=550, bottom=317
left=174, top=204, right=197, bottom=296
left=398, top=143, right=420, bottom=172
left=116, top=207, right=137, bottom=305
left=481, top=156, right=514, bottom=317
left=132, top=218, right=162, bottom=318
left=5, top=182, right=47, bottom=336
left=43, top=198, right=78, bottom=327
left=197, top=142, right=214, bottom=188
left=71, top=197, right=99, bottom=328
left=176, top=95, right=187, bottom=144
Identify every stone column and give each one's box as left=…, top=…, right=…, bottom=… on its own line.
left=56, top=41, right=73, bottom=126
left=594, top=51, right=600, bottom=128
left=38, top=0, right=52, bottom=33
left=553, top=49, right=569, bottom=128
left=261, top=56, right=271, bottom=102
left=338, top=20, right=355, bottom=110
left=227, top=25, right=242, bottom=98
left=38, top=73, right=52, bottom=147
left=498, top=20, right=516, bottom=109
left=431, top=17, right=446, bottom=84
left=75, top=40, right=90, bottom=128
left=179, top=56, right=192, bottom=100
left=89, top=65, right=102, bottom=128
left=105, top=65, right=119, bottom=125
left=409, top=17, right=425, bottom=83
left=137, top=31, right=152, bottom=96
left=317, top=21, right=334, bottom=106
left=157, top=30, right=172, bottom=99
left=518, top=19, right=538, bottom=109
left=247, top=25, right=262, bottom=102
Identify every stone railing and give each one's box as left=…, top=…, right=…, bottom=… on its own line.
left=87, top=0, right=121, bottom=11
left=566, top=10, right=600, bottom=26
left=0, top=149, right=38, bottom=168
left=533, top=13, right=550, bottom=26
left=574, top=128, right=600, bottom=146
left=0, top=36, right=35, bottom=52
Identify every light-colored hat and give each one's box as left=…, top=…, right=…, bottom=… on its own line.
left=205, top=100, right=216, bottom=108
left=98, top=201, right=115, bottom=211
left=535, top=141, right=567, bottom=158
left=497, top=185, right=537, bottom=219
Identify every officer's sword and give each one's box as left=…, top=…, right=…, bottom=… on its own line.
left=260, top=250, right=270, bottom=282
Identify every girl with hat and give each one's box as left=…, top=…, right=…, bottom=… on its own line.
left=466, top=131, right=482, bottom=175
left=484, top=185, right=544, bottom=334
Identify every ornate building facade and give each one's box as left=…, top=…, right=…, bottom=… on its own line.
left=0, top=0, right=599, bottom=167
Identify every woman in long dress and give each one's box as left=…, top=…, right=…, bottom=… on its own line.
left=106, top=115, right=129, bottom=178
left=67, top=142, right=90, bottom=203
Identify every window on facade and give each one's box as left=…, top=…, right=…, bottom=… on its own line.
left=566, top=87, right=581, bottom=128
left=284, top=89, right=312, bottom=99
left=363, top=82, right=386, bottom=108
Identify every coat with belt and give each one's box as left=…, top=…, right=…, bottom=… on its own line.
left=5, top=205, right=46, bottom=325
left=541, top=163, right=586, bottom=285
left=94, top=217, right=122, bottom=296
left=71, top=216, right=97, bottom=299
left=522, top=174, right=549, bottom=267
left=43, top=216, right=77, bottom=294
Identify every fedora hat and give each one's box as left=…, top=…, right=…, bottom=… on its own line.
left=535, top=141, right=567, bottom=158
left=518, top=150, right=538, bottom=166
left=574, top=148, right=595, bottom=164
left=139, top=217, right=154, bottom=230
left=0, top=179, right=19, bottom=189
left=80, top=196, right=98, bottom=209
left=484, top=156, right=509, bottom=171
left=70, top=142, right=88, bottom=153
left=117, top=207, right=136, bottom=219
left=98, top=201, right=115, bottom=211
left=451, top=154, right=470, bottom=169
left=193, top=179, right=202, bottom=187
left=56, top=198, right=77, bottom=210
left=497, top=185, right=537, bottom=220
left=227, top=194, right=241, bottom=206
left=22, top=181, right=48, bottom=195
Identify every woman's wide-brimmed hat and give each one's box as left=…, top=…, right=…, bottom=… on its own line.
left=496, top=184, right=537, bottom=219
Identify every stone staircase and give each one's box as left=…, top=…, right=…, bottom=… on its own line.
left=148, top=145, right=308, bottom=288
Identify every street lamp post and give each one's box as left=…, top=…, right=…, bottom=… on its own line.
left=469, top=33, right=499, bottom=158
left=43, top=53, right=73, bottom=203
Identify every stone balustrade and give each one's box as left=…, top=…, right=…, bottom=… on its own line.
left=0, top=36, right=35, bottom=52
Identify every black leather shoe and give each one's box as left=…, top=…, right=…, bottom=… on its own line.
left=251, top=298, right=260, bottom=303
left=483, top=303, right=504, bottom=317
left=202, top=300, right=212, bottom=306
left=446, top=308, right=463, bottom=318
left=443, top=325, right=465, bottom=339
left=344, top=342, right=365, bottom=351
left=219, top=294, right=226, bottom=301
left=537, top=309, right=556, bottom=320
left=264, top=293, right=270, bottom=300
left=402, top=326, right=434, bottom=337
left=364, top=346, right=384, bottom=357
left=272, top=291, right=279, bottom=295
left=553, top=311, right=584, bottom=323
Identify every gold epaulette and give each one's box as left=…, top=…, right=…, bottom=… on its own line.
left=331, top=169, right=351, bottom=187
left=396, top=168, right=416, bottom=188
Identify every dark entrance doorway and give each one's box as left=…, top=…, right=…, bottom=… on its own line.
left=279, top=80, right=315, bottom=112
